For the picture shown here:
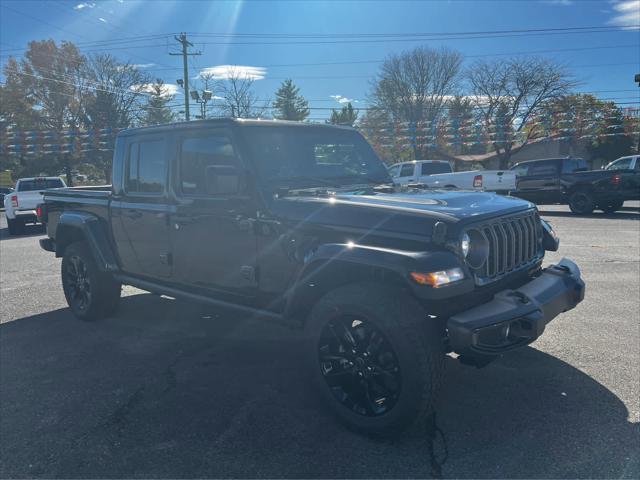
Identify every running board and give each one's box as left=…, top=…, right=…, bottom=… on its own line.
left=114, top=274, right=285, bottom=322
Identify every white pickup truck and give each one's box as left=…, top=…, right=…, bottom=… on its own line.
left=3, top=176, right=66, bottom=235
left=388, top=160, right=517, bottom=193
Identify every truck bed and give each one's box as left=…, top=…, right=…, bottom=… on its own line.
left=43, top=186, right=113, bottom=242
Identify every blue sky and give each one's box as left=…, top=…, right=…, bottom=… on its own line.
left=1, top=0, right=638, bottom=121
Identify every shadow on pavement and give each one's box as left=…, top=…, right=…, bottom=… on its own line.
left=1, top=294, right=638, bottom=478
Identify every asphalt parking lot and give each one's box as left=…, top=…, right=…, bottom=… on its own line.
left=1, top=204, right=639, bottom=479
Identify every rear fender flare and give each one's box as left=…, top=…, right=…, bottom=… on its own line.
left=55, top=211, right=118, bottom=272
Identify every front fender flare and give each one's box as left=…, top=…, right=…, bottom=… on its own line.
left=284, top=243, right=474, bottom=320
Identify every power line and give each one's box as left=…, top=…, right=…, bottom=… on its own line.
left=138, top=43, right=639, bottom=73
left=186, top=27, right=628, bottom=46
left=186, top=25, right=625, bottom=38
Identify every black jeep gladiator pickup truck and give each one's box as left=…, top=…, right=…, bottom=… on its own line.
left=510, top=157, right=640, bottom=214
left=39, top=119, right=585, bottom=435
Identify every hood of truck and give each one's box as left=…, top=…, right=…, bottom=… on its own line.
left=269, top=187, right=534, bottom=238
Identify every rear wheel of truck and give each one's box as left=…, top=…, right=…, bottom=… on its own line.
left=61, top=241, right=121, bottom=321
left=305, top=282, right=445, bottom=437
left=599, top=200, right=624, bottom=214
left=568, top=190, right=595, bottom=215
left=7, top=218, right=23, bottom=235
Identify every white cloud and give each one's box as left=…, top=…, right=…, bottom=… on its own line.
left=132, top=83, right=181, bottom=97
left=73, top=2, right=96, bottom=9
left=608, top=0, right=640, bottom=29
left=98, top=17, right=107, bottom=23
left=330, top=95, right=357, bottom=104
left=197, top=65, right=266, bottom=80
left=115, top=63, right=156, bottom=72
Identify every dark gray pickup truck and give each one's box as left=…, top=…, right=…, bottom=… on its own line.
left=510, top=157, right=640, bottom=214
left=38, top=119, right=585, bottom=435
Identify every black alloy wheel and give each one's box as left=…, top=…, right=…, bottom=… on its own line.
left=568, top=190, right=595, bottom=215
left=318, top=316, right=402, bottom=417
left=64, top=254, right=92, bottom=313
left=61, top=241, right=121, bottom=320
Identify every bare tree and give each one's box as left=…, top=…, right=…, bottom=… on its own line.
left=467, top=57, right=577, bottom=168
left=215, top=67, right=267, bottom=118
left=197, top=72, right=217, bottom=118
left=369, top=46, right=463, bottom=158
left=82, top=54, right=150, bottom=179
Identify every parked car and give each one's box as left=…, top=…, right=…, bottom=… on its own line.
left=39, top=119, right=584, bottom=436
left=0, top=187, right=13, bottom=207
left=603, top=154, right=640, bottom=172
left=388, top=159, right=516, bottom=193
left=4, top=176, right=66, bottom=235
left=509, top=157, right=640, bottom=214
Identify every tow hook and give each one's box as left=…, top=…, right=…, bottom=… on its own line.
left=508, top=291, right=530, bottom=304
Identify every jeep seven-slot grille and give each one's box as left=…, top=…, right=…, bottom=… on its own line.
left=474, top=211, right=542, bottom=282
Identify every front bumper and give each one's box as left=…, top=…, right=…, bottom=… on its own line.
left=447, top=258, right=585, bottom=355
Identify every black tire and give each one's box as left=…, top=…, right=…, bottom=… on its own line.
left=7, top=218, right=23, bottom=235
left=305, top=282, right=445, bottom=437
left=568, top=190, right=595, bottom=215
left=61, top=241, right=121, bottom=321
left=599, top=200, right=624, bottom=214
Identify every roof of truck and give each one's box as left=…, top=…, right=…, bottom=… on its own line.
left=16, top=176, right=63, bottom=182
left=118, top=118, right=355, bottom=137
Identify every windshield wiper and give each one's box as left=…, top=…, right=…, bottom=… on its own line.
left=280, top=176, right=343, bottom=188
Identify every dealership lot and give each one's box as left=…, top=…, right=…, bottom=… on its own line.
left=1, top=205, right=638, bottom=478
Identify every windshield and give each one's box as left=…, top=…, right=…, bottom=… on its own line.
left=245, top=127, right=391, bottom=189
left=17, top=178, right=65, bottom=191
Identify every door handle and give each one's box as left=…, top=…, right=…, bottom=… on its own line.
left=124, top=210, right=142, bottom=219
left=543, top=183, right=556, bottom=187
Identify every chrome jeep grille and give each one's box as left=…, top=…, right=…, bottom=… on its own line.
left=472, top=210, right=542, bottom=283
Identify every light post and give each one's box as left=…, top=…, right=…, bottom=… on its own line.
left=191, top=90, right=213, bottom=119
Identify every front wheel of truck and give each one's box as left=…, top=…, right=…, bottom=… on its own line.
left=305, top=282, right=445, bottom=437
left=61, top=241, right=121, bottom=321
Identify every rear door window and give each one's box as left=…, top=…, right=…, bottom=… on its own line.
left=126, top=139, right=166, bottom=194
left=561, top=158, right=588, bottom=173
left=527, top=161, right=559, bottom=176
left=421, top=162, right=452, bottom=175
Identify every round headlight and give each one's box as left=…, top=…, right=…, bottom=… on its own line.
left=464, top=229, right=490, bottom=269
left=460, top=232, right=471, bottom=258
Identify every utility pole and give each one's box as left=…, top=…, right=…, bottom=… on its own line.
left=170, top=33, right=200, bottom=121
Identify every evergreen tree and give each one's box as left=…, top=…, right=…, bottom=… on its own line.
left=141, top=79, right=175, bottom=126
left=273, top=79, right=309, bottom=121
left=328, top=103, right=359, bottom=126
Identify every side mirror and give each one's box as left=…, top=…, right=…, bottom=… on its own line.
left=205, top=165, right=240, bottom=195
